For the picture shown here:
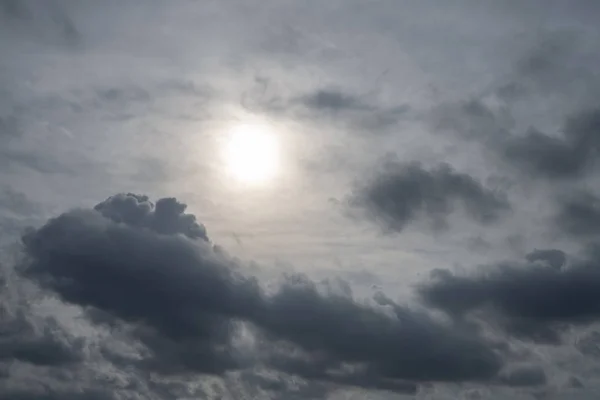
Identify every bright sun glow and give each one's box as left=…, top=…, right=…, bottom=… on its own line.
left=223, top=123, right=280, bottom=185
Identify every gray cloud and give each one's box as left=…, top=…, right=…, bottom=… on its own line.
left=296, top=89, right=411, bottom=130
left=349, top=161, right=510, bottom=233
left=502, top=108, right=600, bottom=179
left=0, top=0, right=80, bottom=46
left=0, top=298, right=84, bottom=367
left=19, top=193, right=506, bottom=393
left=432, top=30, right=600, bottom=182
left=419, top=247, right=600, bottom=344
left=300, top=89, right=372, bottom=112
left=243, top=81, right=410, bottom=132
left=93, top=193, right=209, bottom=241
left=556, top=191, right=600, bottom=237
left=525, top=249, right=567, bottom=269
left=435, top=99, right=600, bottom=180
left=499, top=365, right=547, bottom=387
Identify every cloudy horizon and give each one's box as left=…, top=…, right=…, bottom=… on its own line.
left=2, top=1, right=600, bottom=399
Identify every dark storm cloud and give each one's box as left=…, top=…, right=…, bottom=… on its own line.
left=419, top=248, right=600, bottom=343
left=349, top=161, right=510, bottom=233
left=20, top=193, right=505, bottom=391
left=555, top=191, right=600, bottom=237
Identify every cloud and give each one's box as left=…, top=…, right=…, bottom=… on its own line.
left=432, top=31, right=600, bottom=181
left=555, top=190, right=600, bottom=237
left=435, top=98, right=600, bottom=180
left=525, top=249, right=566, bottom=269
left=243, top=81, right=410, bottom=132
left=93, top=193, right=209, bottom=241
left=419, top=248, right=600, bottom=343
left=296, top=89, right=411, bottom=130
left=495, top=31, right=584, bottom=101
left=348, top=161, right=510, bottom=233
left=499, top=364, right=547, bottom=387
left=17, top=193, right=507, bottom=394
left=300, top=89, right=372, bottom=112
left=502, top=108, right=600, bottom=179
left=0, top=0, right=80, bottom=46
left=0, top=291, right=84, bottom=367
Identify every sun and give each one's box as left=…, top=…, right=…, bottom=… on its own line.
left=223, top=123, right=280, bottom=185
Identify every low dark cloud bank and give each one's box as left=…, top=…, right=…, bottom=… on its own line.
left=11, top=193, right=600, bottom=397
left=349, top=161, right=510, bottom=233
left=420, top=245, right=600, bottom=344
left=0, top=193, right=526, bottom=398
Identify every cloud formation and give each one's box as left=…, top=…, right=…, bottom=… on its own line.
left=419, top=247, right=600, bottom=344
left=555, top=191, right=600, bottom=237
left=433, top=32, right=600, bottom=182
left=349, top=161, right=510, bottom=233
left=15, top=193, right=510, bottom=396
left=502, top=108, right=600, bottom=179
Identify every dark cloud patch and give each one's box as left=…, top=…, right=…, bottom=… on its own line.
left=525, top=249, right=566, bottom=269
left=0, top=262, right=84, bottom=368
left=296, top=89, right=410, bottom=130
left=19, top=193, right=505, bottom=392
left=93, top=193, right=209, bottom=241
left=502, top=108, right=600, bottom=179
left=555, top=191, right=600, bottom=237
left=349, top=161, right=509, bottom=233
left=436, top=98, right=600, bottom=180
left=0, top=305, right=84, bottom=367
left=432, top=31, right=600, bottom=181
left=243, top=81, right=409, bottom=131
left=22, top=207, right=256, bottom=375
left=499, top=365, right=547, bottom=387
left=420, top=249, right=600, bottom=343
left=258, top=276, right=501, bottom=383
left=300, top=89, right=371, bottom=112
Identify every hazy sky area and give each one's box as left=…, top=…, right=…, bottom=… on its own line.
left=2, top=1, right=600, bottom=399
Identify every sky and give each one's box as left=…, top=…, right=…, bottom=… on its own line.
left=1, top=0, right=600, bottom=399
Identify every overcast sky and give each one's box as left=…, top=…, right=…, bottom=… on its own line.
left=2, top=1, right=600, bottom=399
